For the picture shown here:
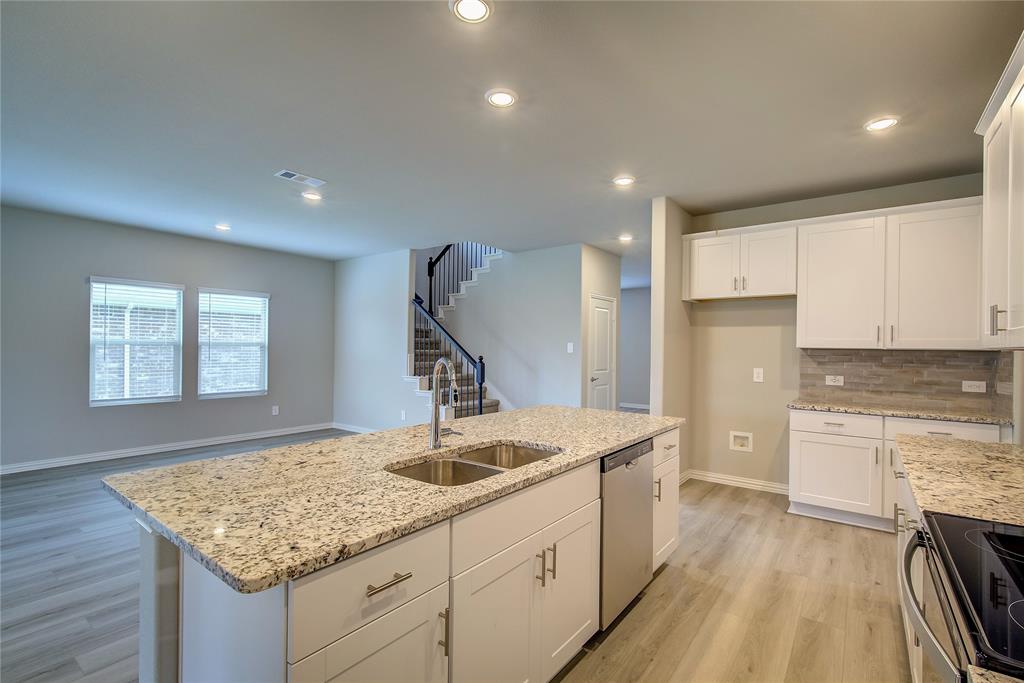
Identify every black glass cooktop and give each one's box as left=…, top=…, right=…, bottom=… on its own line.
left=926, top=512, right=1024, bottom=676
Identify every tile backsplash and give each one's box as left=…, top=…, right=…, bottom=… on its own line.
left=799, top=349, right=1013, bottom=417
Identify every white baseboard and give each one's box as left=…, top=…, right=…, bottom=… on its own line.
left=787, top=501, right=894, bottom=533
left=331, top=421, right=375, bottom=434
left=618, top=402, right=650, bottom=410
left=679, top=468, right=789, bottom=495
left=0, top=423, right=339, bottom=476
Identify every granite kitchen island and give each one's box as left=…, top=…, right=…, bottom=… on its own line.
left=104, top=406, right=683, bottom=683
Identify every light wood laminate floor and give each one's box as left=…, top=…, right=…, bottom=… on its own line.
left=2, top=445, right=909, bottom=683
left=0, top=429, right=349, bottom=683
left=561, top=479, right=911, bottom=683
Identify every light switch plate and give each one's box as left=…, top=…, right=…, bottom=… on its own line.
left=825, top=375, right=845, bottom=387
left=271, top=405, right=279, bottom=416
left=962, top=380, right=987, bottom=393
left=753, top=368, right=764, bottom=383
left=566, top=342, right=574, bottom=354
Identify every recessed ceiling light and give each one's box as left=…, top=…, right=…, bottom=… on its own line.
left=301, top=190, right=322, bottom=202
left=485, top=88, right=516, bottom=108
left=214, top=223, right=231, bottom=232
left=865, top=117, right=899, bottom=132
left=450, top=0, right=491, bottom=23
left=612, top=175, right=636, bottom=187
left=619, top=234, right=634, bottom=242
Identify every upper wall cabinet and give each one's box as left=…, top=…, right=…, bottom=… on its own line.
left=884, top=205, right=982, bottom=349
left=797, top=217, right=886, bottom=348
left=682, top=226, right=796, bottom=301
left=978, top=36, right=1024, bottom=349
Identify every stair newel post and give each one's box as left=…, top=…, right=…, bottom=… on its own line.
left=476, top=356, right=485, bottom=416
left=426, top=258, right=435, bottom=317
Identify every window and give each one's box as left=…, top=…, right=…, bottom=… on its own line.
left=90, top=277, right=184, bottom=406
left=198, top=289, right=269, bottom=398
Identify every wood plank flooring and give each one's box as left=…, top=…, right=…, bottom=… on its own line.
left=0, top=429, right=348, bottom=683
left=2, top=442, right=910, bottom=683
left=560, top=480, right=911, bottom=683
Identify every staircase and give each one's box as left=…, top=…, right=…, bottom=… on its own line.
left=407, top=242, right=502, bottom=418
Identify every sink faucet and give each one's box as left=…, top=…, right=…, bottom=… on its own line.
left=430, top=357, right=460, bottom=449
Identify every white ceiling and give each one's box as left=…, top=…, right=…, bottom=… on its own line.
left=3, top=2, right=1022, bottom=288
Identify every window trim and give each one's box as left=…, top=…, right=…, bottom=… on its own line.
left=88, top=276, right=185, bottom=407
left=196, top=287, right=270, bottom=399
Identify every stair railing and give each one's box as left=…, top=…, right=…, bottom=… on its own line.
left=426, top=242, right=501, bottom=316
left=412, top=295, right=486, bottom=418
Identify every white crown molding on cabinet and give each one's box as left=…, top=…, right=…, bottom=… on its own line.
left=976, top=31, right=1024, bottom=134
left=679, top=468, right=789, bottom=496
left=0, top=423, right=337, bottom=475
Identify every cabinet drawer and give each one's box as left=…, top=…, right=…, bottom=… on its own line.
left=653, top=428, right=680, bottom=466
left=789, top=410, right=883, bottom=439
left=451, top=461, right=599, bottom=575
left=883, top=417, right=999, bottom=443
left=288, top=522, right=449, bottom=663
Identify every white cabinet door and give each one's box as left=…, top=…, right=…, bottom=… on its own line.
left=652, top=458, right=679, bottom=570
left=451, top=530, right=543, bottom=683
left=884, top=204, right=983, bottom=349
left=789, top=430, right=884, bottom=517
left=689, top=235, right=740, bottom=300
left=740, top=227, right=797, bottom=297
left=983, top=100, right=1012, bottom=347
left=288, top=583, right=449, bottom=683
left=1006, top=81, right=1024, bottom=347
left=797, top=217, right=886, bottom=348
left=538, top=501, right=600, bottom=682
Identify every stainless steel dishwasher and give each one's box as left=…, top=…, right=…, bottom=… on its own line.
left=600, top=438, right=654, bottom=629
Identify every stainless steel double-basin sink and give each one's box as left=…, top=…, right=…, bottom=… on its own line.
left=389, top=443, right=560, bottom=486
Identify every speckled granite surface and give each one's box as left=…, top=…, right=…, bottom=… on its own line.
left=103, top=406, right=681, bottom=593
left=896, top=435, right=1024, bottom=527
left=788, top=398, right=1012, bottom=425
left=969, top=665, right=1022, bottom=683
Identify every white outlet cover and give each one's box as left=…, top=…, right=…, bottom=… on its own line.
left=401, top=409, right=407, bottom=421
left=753, top=368, right=764, bottom=383
left=962, top=380, right=987, bottom=393
left=566, top=342, right=574, bottom=354
left=825, top=375, right=845, bottom=387
left=729, top=431, right=753, bottom=452
left=271, top=405, right=279, bottom=416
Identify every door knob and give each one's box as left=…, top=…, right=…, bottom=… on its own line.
left=590, top=376, right=598, bottom=382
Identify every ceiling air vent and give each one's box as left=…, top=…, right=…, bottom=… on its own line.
left=274, top=169, right=326, bottom=188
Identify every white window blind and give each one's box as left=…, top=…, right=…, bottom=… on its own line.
left=90, top=278, right=184, bottom=406
left=198, top=289, right=269, bottom=398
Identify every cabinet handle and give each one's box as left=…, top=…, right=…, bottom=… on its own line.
left=823, top=421, right=845, bottom=428
left=366, top=571, right=413, bottom=597
left=894, top=503, right=905, bottom=533
left=890, top=324, right=895, bottom=344
left=875, top=446, right=879, bottom=465
left=742, top=275, right=747, bottom=291
left=990, top=304, right=1008, bottom=335
left=926, top=431, right=953, bottom=438
left=546, top=543, right=558, bottom=580
left=894, top=471, right=906, bottom=479
left=889, top=446, right=893, bottom=468
left=877, top=325, right=881, bottom=344
left=438, top=608, right=450, bottom=656
left=536, top=551, right=547, bottom=587
left=655, top=477, right=663, bottom=502
left=733, top=276, right=738, bottom=292
left=663, top=443, right=677, bottom=451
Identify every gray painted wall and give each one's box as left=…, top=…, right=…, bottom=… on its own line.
left=618, top=288, right=651, bottom=407
left=333, top=250, right=431, bottom=431
left=1, top=205, right=335, bottom=467
left=443, top=245, right=584, bottom=410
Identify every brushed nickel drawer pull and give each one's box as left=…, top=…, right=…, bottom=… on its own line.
left=990, top=304, right=1008, bottom=335
left=546, top=543, right=558, bottom=580
left=823, top=421, right=845, bottom=428
left=894, top=503, right=905, bottom=533
left=927, top=431, right=953, bottom=437
left=663, top=443, right=677, bottom=451
left=366, top=571, right=413, bottom=597
left=438, top=608, right=450, bottom=656
left=536, top=551, right=547, bottom=587
left=894, top=471, right=906, bottom=479
left=655, top=478, right=663, bottom=502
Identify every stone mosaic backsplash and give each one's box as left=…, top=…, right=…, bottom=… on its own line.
left=799, top=349, right=1013, bottom=418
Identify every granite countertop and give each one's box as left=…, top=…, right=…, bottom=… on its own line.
left=896, top=435, right=1024, bottom=527
left=969, top=666, right=1023, bottom=683
left=103, top=406, right=682, bottom=594
left=787, top=398, right=1012, bottom=426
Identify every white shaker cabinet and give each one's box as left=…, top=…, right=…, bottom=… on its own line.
left=977, top=34, right=1024, bottom=349
left=884, top=205, right=983, bottom=349
left=789, top=429, right=884, bottom=518
left=288, top=583, right=449, bottom=683
left=796, top=217, right=886, bottom=348
left=652, top=457, right=679, bottom=571
left=684, top=226, right=796, bottom=300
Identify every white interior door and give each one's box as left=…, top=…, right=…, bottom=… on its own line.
left=586, top=294, right=616, bottom=410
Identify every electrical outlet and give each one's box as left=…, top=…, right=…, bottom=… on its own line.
left=825, top=375, right=845, bottom=387
left=729, top=431, right=753, bottom=452
left=271, top=405, right=279, bottom=416
left=753, top=368, right=764, bottom=383
left=566, top=342, right=574, bottom=354
left=962, top=380, right=987, bottom=393
left=401, top=409, right=407, bottom=421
